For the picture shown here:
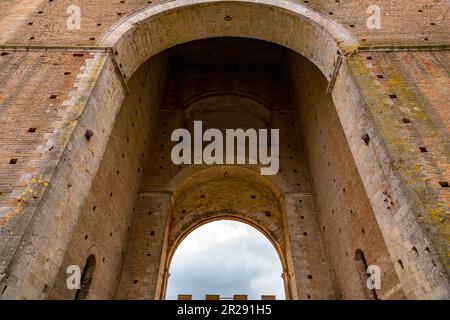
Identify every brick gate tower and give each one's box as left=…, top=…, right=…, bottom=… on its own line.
left=0, top=0, right=449, bottom=300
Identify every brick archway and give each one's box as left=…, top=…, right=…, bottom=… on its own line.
left=165, top=215, right=288, bottom=299
left=98, top=0, right=357, bottom=81
left=1, top=0, right=448, bottom=301
left=159, top=165, right=292, bottom=299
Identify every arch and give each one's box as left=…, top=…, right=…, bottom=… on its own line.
left=156, top=165, right=295, bottom=299
left=166, top=219, right=286, bottom=299
left=99, top=0, right=358, bottom=82
left=167, top=166, right=285, bottom=253
left=182, top=92, right=273, bottom=128
left=165, top=164, right=289, bottom=196
left=2, top=0, right=447, bottom=302
left=168, top=214, right=286, bottom=271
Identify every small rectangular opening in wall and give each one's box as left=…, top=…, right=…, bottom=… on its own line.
left=377, top=74, right=384, bottom=79
left=439, top=181, right=449, bottom=188
left=28, top=128, right=36, bottom=133
left=362, top=133, right=370, bottom=145
left=49, top=95, right=57, bottom=99
left=73, top=53, right=84, bottom=57
left=419, top=147, right=428, bottom=153
left=9, top=159, right=17, bottom=164
left=389, top=94, right=398, bottom=99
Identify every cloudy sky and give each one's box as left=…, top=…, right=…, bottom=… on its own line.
left=166, top=220, right=285, bottom=300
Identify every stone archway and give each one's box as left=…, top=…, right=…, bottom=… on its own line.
left=159, top=166, right=291, bottom=299
left=165, top=218, right=287, bottom=299
left=1, top=0, right=448, bottom=301
left=98, top=0, right=357, bottom=81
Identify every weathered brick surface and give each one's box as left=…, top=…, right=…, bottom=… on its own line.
left=0, top=0, right=448, bottom=46
left=358, top=50, right=449, bottom=211
left=340, top=51, right=450, bottom=298
left=48, top=54, right=168, bottom=299
left=287, top=52, right=404, bottom=299
left=0, top=52, right=86, bottom=207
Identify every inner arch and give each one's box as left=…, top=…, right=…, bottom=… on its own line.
left=166, top=220, right=286, bottom=300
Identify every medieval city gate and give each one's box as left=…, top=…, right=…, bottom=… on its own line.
left=0, top=0, right=448, bottom=300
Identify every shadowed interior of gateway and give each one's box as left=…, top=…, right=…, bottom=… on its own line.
left=47, top=37, right=405, bottom=300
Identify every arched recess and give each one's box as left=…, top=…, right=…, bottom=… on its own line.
left=183, top=93, right=273, bottom=130
left=354, top=249, right=378, bottom=301
left=166, top=219, right=286, bottom=299
left=156, top=165, right=296, bottom=299
left=75, top=254, right=96, bottom=300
